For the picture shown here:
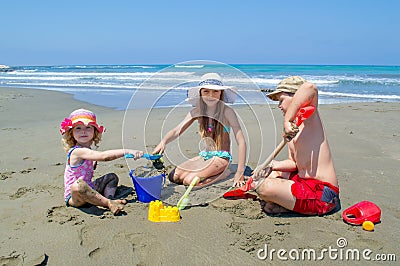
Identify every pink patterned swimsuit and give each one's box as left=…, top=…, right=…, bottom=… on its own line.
left=64, top=146, right=95, bottom=200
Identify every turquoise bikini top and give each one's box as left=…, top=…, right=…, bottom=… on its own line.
left=207, top=124, right=230, bottom=133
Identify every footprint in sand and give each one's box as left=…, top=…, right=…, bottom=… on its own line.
left=240, top=232, right=272, bottom=254
left=211, top=198, right=265, bottom=219
left=0, top=171, right=16, bottom=180
left=0, top=252, right=24, bottom=265
left=80, top=230, right=163, bottom=264
left=0, top=168, right=36, bottom=179
left=9, top=187, right=34, bottom=199
left=19, top=167, right=36, bottom=174
left=227, top=221, right=272, bottom=254
left=47, top=206, right=84, bottom=225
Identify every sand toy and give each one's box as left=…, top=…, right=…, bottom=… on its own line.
left=342, top=200, right=381, bottom=226
left=148, top=200, right=180, bottom=222
left=125, top=153, right=165, bottom=170
left=224, top=106, right=316, bottom=198
left=129, top=170, right=165, bottom=203
left=176, top=176, right=200, bottom=210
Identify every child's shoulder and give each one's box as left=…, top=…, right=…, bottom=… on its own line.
left=189, top=107, right=201, bottom=118
left=223, top=105, right=236, bottom=116
left=69, top=146, right=90, bottom=155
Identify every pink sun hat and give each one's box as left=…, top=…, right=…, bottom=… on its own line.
left=60, top=109, right=105, bottom=135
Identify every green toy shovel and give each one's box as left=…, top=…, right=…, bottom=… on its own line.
left=176, top=176, right=201, bottom=210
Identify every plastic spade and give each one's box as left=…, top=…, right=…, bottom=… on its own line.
left=253, top=106, right=316, bottom=177
left=124, top=153, right=162, bottom=160
left=223, top=176, right=258, bottom=199
left=176, top=176, right=200, bottom=210
left=226, top=106, right=316, bottom=198
left=125, top=153, right=165, bottom=170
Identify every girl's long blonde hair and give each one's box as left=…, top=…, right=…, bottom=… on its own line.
left=198, top=90, right=227, bottom=151
left=62, top=128, right=102, bottom=152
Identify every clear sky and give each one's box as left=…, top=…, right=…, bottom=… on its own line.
left=1, top=0, right=399, bottom=66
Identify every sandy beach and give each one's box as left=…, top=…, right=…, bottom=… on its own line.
left=0, top=87, right=399, bottom=265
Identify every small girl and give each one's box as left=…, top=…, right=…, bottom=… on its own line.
left=153, top=73, right=247, bottom=187
left=60, top=109, right=143, bottom=215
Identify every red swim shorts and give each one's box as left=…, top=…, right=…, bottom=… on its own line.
left=291, top=174, right=339, bottom=215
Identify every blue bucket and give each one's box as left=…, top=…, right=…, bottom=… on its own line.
left=129, top=169, right=164, bottom=203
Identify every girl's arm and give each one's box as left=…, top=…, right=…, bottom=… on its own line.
left=225, top=107, right=247, bottom=186
left=72, top=148, right=143, bottom=162
left=152, top=110, right=196, bottom=154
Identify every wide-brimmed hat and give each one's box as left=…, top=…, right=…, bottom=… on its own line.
left=186, top=73, right=237, bottom=106
left=60, top=108, right=105, bottom=135
left=262, top=76, right=307, bottom=101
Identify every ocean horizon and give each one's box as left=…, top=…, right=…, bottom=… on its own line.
left=1, top=62, right=399, bottom=110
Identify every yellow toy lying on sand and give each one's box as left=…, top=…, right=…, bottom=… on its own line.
left=148, top=200, right=180, bottom=222
left=147, top=177, right=200, bottom=222
left=176, top=176, right=201, bottom=210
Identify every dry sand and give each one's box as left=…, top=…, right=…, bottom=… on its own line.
left=0, top=87, right=399, bottom=265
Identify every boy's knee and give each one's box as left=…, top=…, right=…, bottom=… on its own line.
left=257, top=179, right=275, bottom=197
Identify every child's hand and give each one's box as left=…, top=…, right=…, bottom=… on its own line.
left=232, top=172, right=245, bottom=187
left=253, top=166, right=272, bottom=181
left=152, top=142, right=165, bottom=155
left=127, top=150, right=144, bottom=160
left=283, top=121, right=299, bottom=142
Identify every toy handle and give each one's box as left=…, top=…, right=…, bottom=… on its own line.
left=295, top=106, right=316, bottom=126
left=253, top=106, right=316, bottom=177
left=342, top=206, right=364, bottom=225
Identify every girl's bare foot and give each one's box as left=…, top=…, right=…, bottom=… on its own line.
left=196, top=168, right=232, bottom=189
left=109, top=199, right=127, bottom=215
left=260, top=200, right=289, bottom=215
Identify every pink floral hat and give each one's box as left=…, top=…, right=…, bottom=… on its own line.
left=60, top=109, right=105, bottom=135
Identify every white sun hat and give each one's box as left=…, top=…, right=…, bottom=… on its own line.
left=186, top=73, right=238, bottom=106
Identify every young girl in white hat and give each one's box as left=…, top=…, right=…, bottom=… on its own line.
left=153, top=73, right=247, bottom=187
left=60, top=108, right=143, bottom=215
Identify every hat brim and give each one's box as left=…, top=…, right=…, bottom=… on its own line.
left=60, top=119, right=105, bottom=135
left=265, top=87, right=298, bottom=101
left=186, top=85, right=237, bottom=106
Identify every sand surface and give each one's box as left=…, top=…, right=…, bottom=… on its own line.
left=0, top=87, right=399, bottom=265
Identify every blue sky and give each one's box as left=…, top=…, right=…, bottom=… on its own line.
left=1, top=0, right=399, bottom=66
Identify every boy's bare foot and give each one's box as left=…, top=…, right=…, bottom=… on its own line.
left=109, top=199, right=127, bottom=215
left=260, top=200, right=289, bottom=215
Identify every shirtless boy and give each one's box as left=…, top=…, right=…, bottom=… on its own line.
left=253, top=76, right=339, bottom=215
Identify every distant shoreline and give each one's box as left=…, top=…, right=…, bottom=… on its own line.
left=1, top=64, right=399, bottom=110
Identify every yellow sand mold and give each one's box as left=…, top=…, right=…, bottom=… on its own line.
left=148, top=200, right=180, bottom=222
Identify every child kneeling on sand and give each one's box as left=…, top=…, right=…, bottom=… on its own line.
left=60, top=109, right=143, bottom=215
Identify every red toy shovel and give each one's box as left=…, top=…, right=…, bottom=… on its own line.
left=223, top=177, right=257, bottom=199
left=224, top=106, right=316, bottom=199
left=252, top=106, right=316, bottom=178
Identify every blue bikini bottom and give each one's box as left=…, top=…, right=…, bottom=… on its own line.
left=199, top=150, right=232, bottom=162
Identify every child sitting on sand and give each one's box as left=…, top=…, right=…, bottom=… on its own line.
left=253, top=76, right=339, bottom=215
left=60, top=108, right=143, bottom=215
left=153, top=73, right=247, bottom=187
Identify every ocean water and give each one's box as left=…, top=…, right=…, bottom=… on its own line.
left=1, top=62, right=399, bottom=110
